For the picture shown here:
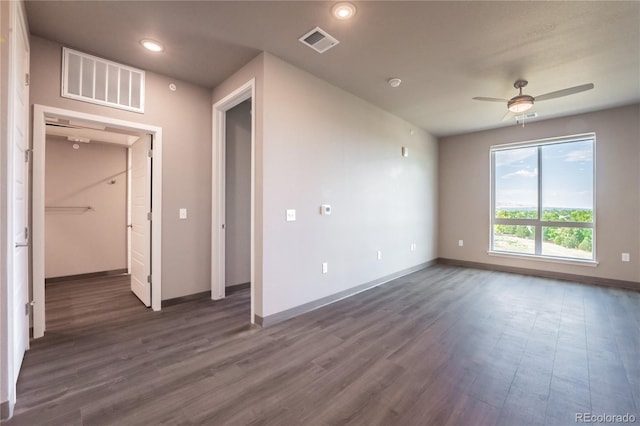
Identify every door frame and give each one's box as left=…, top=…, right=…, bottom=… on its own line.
left=32, top=104, right=163, bottom=338
left=212, top=79, right=255, bottom=322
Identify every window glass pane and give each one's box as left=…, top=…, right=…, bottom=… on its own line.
left=493, top=225, right=535, bottom=254
left=494, top=147, right=538, bottom=219
left=542, top=227, right=593, bottom=259
left=541, top=141, right=593, bottom=223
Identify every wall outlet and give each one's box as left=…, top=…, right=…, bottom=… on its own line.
left=622, top=253, right=630, bottom=262
left=458, top=240, right=464, bottom=247
left=377, top=250, right=382, bottom=260
left=286, top=209, right=296, bottom=222
left=179, top=208, right=187, bottom=219
left=322, top=262, right=328, bottom=274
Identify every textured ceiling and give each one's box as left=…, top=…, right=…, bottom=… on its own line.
left=24, top=1, right=640, bottom=136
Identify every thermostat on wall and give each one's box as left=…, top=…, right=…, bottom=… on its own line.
left=321, top=204, right=331, bottom=216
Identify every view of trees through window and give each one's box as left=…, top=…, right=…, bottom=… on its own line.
left=491, top=136, right=595, bottom=260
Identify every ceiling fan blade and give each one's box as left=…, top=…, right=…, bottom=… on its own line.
left=535, top=83, right=594, bottom=102
left=501, top=110, right=515, bottom=122
left=472, top=97, right=508, bottom=102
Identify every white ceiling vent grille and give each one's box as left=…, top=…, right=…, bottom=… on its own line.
left=299, top=27, right=339, bottom=53
left=62, top=47, right=145, bottom=113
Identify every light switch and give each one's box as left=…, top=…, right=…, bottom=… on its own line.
left=458, top=240, right=464, bottom=247
left=286, top=209, right=296, bottom=222
left=179, top=208, right=187, bottom=219
left=322, top=262, right=328, bottom=274
left=622, top=253, right=630, bottom=262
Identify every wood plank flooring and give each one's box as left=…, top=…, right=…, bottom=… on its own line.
left=5, top=266, right=640, bottom=425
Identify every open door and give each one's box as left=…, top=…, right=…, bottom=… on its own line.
left=11, top=0, right=31, bottom=378
left=129, top=135, right=152, bottom=306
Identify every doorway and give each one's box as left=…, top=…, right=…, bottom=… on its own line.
left=212, top=79, right=256, bottom=323
left=32, top=105, right=163, bottom=338
left=224, top=100, right=251, bottom=294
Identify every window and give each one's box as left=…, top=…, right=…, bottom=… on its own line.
left=490, top=134, right=595, bottom=261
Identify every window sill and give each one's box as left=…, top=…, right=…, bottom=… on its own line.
left=487, top=251, right=599, bottom=267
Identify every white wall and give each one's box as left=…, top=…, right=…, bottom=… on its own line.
left=438, top=104, right=640, bottom=284
left=213, top=53, right=439, bottom=320
left=225, top=100, right=251, bottom=287
left=260, top=54, right=438, bottom=317
left=30, top=36, right=212, bottom=299
left=44, top=137, right=127, bottom=278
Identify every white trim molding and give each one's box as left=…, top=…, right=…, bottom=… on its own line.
left=32, top=104, right=164, bottom=339
left=211, top=79, right=256, bottom=323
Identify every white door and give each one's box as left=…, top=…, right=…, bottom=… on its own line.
left=129, top=135, right=152, bottom=306
left=11, top=2, right=31, bottom=377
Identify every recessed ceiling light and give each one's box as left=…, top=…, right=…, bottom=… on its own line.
left=332, top=2, right=356, bottom=20
left=141, top=39, right=164, bottom=52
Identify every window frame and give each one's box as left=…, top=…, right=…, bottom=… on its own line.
left=489, top=133, right=597, bottom=263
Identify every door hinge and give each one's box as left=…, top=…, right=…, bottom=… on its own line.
left=25, top=149, right=32, bottom=162
left=25, top=73, right=30, bottom=86
left=25, top=227, right=29, bottom=240
left=25, top=301, right=34, bottom=315
left=148, top=149, right=153, bottom=158
left=147, top=275, right=152, bottom=284
left=147, top=212, right=152, bottom=221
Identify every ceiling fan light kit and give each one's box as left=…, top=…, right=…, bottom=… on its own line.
left=508, top=95, right=534, bottom=113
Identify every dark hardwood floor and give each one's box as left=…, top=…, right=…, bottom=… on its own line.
left=5, top=266, right=640, bottom=425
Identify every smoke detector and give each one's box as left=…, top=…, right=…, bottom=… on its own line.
left=299, top=27, right=340, bottom=53
left=388, top=78, right=402, bottom=88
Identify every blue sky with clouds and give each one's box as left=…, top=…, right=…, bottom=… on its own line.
left=495, top=140, right=594, bottom=210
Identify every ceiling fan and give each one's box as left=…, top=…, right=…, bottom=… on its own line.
left=473, top=79, right=595, bottom=115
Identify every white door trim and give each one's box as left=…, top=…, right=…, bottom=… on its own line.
left=32, top=104, right=163, bottom=338
left=212, top=79, right=255, bottom=323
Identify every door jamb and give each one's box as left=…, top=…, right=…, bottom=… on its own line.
left=32, top=104, right=163, bottom=338
left=211, top=79, right=255, bottom=323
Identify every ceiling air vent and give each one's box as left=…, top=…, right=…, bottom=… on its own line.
left=62, top=47, right=145, bottom=113
left=299, top=27, right=339, bottom=53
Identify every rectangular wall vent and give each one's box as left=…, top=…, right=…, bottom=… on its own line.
left=299, top=27, right=339, bottom=53
left=62, top=47, right=145, bottom=113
